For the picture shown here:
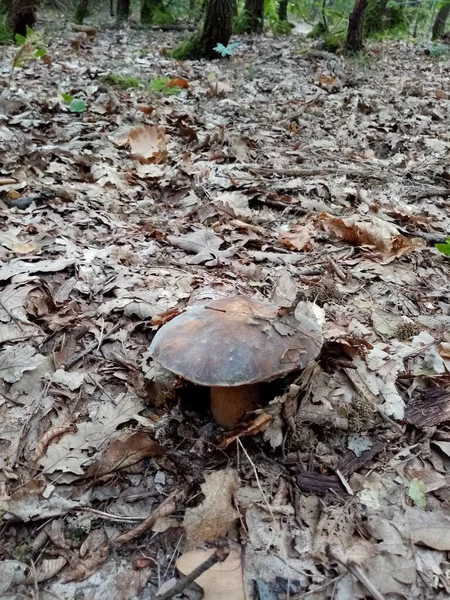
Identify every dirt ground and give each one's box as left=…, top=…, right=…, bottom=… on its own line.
left=1, top=17, right=450, bottom=600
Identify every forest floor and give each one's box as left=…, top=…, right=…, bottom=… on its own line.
left=1, top=19, right=450, bottom=600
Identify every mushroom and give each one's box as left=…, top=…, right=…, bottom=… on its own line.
left=149, top=296, right=323, bottom=430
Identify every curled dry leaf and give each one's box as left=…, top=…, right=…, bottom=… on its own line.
left=218, top=413, right=274, bottom=449
left=30, top=557, right=67, bottom=583
left=183, top=469, right=240, bottom=550
left=61, top=529, right=110, bottom=582
left=82, top=431, right=164, bottom=480
left=317, top=212, right=425, bottom=261
left=176, top=546, right=244, bottom=600
left=128, top=125, right=167, bottom=164
left=32, top=425, right=76, bottom=462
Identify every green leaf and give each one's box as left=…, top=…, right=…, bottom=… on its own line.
left=68, top=98, right=86, bottom=113
left=61, top=93, right=73, bottom=103
left=408, top=478, right=427, bottom=509
left=35, top=48, right=47, bottom=58
left=436, top=239, right=450, bottom=256
left=213, top=42, right=240, bottom=57
left=15, top=33, right=26, bottom=46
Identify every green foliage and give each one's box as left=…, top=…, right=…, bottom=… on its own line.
left=149, top=77, right=183, bottom=95
left=99, top=73, right=141, bottom=89
left=408, top=478, right=427, bottom=509
left=428, top=43, right=450, bottom=57
left=323, top=31, right=346, bottom=53
left=213, top=41, right=240, bottom=57
left=62, top=94, right=87, bottom=113
left=307, top=21, right=328, bottom=39
left=436, top=238, right=450, bottom=256
left=9, top=27, right=47, bottom=85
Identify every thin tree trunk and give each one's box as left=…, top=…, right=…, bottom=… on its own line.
left=116, top=0, right=130, bottom=23
left=432, top=3, right=450, bottom=40
left=73, top=0, right=90, bottom=25
left=346, top=0, right=368, bottom=51
left=278, top=0, right=288, bottom=21
left=200, top=0, right=233, bottom=56
left=7, top=0, right=36, bottom=35
left=244, top=0, right=264, bottom=33
left=172, top=0, right=233, bottom=59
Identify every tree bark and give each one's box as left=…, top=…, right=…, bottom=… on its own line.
left=278, top=0, right=288, bottom=21
left=346, top=0, right=368, bottom=52
left=7, top=0, right=36, bottom=36
left=141, top=0, right=167, bottom=25
left=116, top=0, right=130, bottom=23
left=173, top=0, right=233, bottom=59
left=73, top=0, right=90, bottom=25
left=244, top=0, right=264, bottom=33
left=432, top=3, right=450, bottom=40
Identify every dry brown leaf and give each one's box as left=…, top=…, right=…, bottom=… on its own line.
left=406, top=506, right=450, bottom=551
left=279, top=223, right=315, bottom=251
left=183, top=469, right=240, bottom=550
left=317, top=212, right=425, bottom=261
left=167, top=77, right=189, bottom=88
left=128, top=125, right=167, bottom=164
left=82, top=431, right=164, bottom=479
left=61, top=530, right=110, bottom=582
left=176, top=546, right=245, bottom=600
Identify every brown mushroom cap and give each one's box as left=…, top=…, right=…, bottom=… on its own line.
left=149, top=296, right=323, bottom=387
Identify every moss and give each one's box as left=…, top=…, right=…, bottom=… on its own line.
left=171, top=34, right=203, bottom=60
left=99, top=73, right=141, bottom=89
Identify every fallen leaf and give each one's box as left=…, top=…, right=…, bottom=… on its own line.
left=168, top=228, right=233, bottom=266
left=176, top=546, right=244, bottom=600
left=82, top=431, right=164, bottom=479
left=128, top=125, right=167, bottom=164
left=183, top=469, right=240, bottom=550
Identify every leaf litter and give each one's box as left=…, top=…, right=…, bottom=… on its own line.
left=0, top=14, right=450, bottom=600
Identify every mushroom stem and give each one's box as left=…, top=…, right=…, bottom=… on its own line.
left=210, top=384, right=262, bottom=430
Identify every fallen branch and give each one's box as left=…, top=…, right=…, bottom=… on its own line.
left=157, top=538, right=230, bottom=600
left=327, top=544, right=386, bottom=600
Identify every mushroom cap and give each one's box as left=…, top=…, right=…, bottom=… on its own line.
left=149, top=296, right=323, bottom=387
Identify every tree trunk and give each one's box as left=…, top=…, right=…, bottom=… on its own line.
left=364, top=0, right=388, bottom=36
left=278, top=0, right=288, bottom=21
left=244, top=0, right=264, bottom=33
left=7, top=0, right=36, bottom=36
left=73, top=0, right=90, bottom=25
left=172, top=0, right=233, bottom=59
left=432, top=3, right=450, bottom=40
left=346, top=0, right=368, bottom=51
left=116, top=0, right=130, bottom=23
left=141, top=0, right=167, bottom=25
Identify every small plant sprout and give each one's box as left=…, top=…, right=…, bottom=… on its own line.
left=213, top=41, right=241, bottom=57
left=9, top=26, right=47, bottom=85
left=436, top=238, right=450, bottom=257
left=61, top=94, right=87, bottom=113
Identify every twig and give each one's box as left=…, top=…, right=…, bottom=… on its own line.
left=327, top=544, right=386, bottom=600
left=292, top=573, right=345, bottom=599
left=114, top=489, right=185, bottom=545
left=157, top=538, right=230, bottom=600
left=63, top=320, right=124, bottom=369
